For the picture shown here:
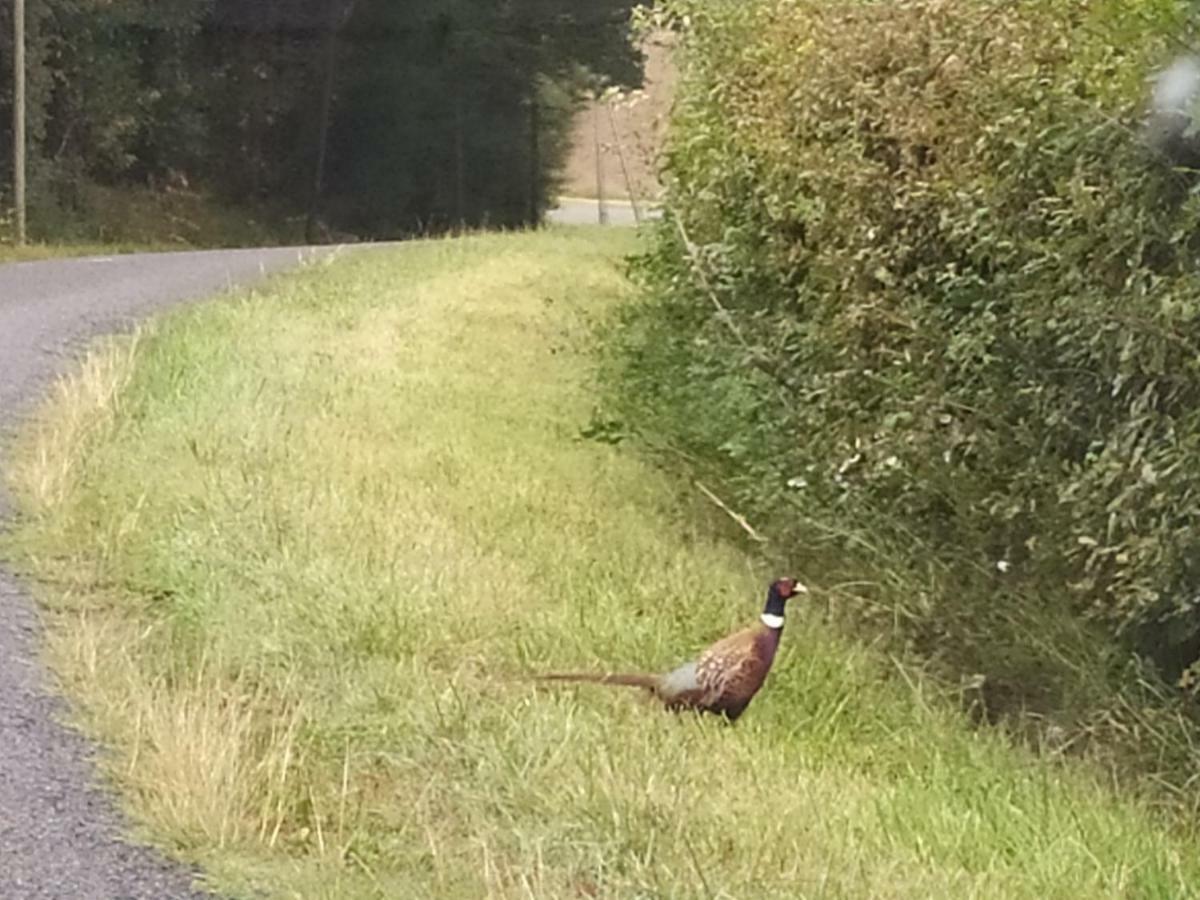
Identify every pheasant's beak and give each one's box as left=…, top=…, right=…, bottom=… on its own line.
left=792, top=581, right=810, bottom=596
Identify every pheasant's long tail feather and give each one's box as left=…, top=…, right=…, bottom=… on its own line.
left=534, top=672, right=660, bottom=690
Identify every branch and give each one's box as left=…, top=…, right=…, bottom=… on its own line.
left=673, top=216, right=756, bottom=355
left=695, top=481, right=768, bottom=543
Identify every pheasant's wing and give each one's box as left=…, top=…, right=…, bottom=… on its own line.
left=655, top=657, right=732, bottom=711
left=690, top=627, right=771, bottom=714
left=649, top=627, right=769, bottom=714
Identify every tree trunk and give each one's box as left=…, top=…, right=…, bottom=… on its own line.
left=454, top=71, right=465, bottom=226
left=306, top=0, right=342, bottom=243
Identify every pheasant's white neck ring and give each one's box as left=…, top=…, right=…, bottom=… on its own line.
left=760, top=612, right=785, bottom=629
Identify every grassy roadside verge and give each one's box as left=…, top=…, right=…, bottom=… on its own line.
left=1, top=185, right=300, bottom=264
left=4, top=230, right=1199, bottom=898
left=0, top=242, right=173, bottom=264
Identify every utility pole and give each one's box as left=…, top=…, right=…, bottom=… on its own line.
left=13, top=0, right=26, bottom=245
left=593, top=103, right=608, bottom=225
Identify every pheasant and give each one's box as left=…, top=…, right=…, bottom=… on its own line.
left=536, top=578, right=807, bottom=721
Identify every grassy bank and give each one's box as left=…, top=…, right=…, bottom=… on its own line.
left=0, top=185, right=298, bottom=263
left=5, top=230, right=1199, bottom=898
left=0, top=241, right=173, bottom=264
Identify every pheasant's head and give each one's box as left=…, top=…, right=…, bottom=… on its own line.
left=771, top=577, right=807, bottom=601
left=761, top=577, right=807, bottom=628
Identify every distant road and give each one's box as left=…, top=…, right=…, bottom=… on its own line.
left=0, top=246, right=335, bottom=899
left=547, top=196, right=661, bottom=227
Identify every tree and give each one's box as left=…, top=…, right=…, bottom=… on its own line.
left=323, top=0, right=642, bottom=235
left=0, top=0, right=643, bottom=240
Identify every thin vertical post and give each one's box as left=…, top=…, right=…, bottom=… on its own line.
left=13, top=0, right=27, bottom=245
left=528, top=87, right=540, bottom=228
left=593, top=103, right=608, bottom=225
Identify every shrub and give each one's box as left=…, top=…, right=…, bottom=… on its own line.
left=607, top=0, right=1200, bottom=707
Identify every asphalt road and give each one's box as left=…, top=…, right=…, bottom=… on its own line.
left=546, top=196, right=659, bottom=227
left=0, top=246, right=328, bottom=899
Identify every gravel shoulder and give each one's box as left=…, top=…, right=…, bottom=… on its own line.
left=0, top=247, right=327, bottom=899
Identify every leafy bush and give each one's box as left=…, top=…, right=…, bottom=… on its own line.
left=608, top=0, right=1200, bottom=710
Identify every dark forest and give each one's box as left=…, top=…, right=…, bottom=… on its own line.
left=0, top=0, right=642, bottom=241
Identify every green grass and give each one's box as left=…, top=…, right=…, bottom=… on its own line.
left=5, top=229, right=1200, bottom=898
left=1, top=183, right=300, bottom=263
left=0, top=241, right=172, bottom=264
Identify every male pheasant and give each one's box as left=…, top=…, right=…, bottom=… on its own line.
left=536, top=578, right=806, bottom=721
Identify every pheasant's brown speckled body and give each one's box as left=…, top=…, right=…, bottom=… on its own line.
left=536, top=578, right=805, bottom=722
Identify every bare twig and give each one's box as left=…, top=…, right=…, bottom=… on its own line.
left=673, top=216, right=756, bottom=354
left=695, top=480, right=768, bottom=543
